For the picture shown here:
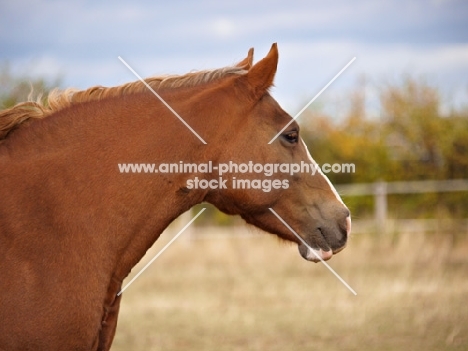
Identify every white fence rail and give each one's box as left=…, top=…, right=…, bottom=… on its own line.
left=336, top=179, right=468, bottom=233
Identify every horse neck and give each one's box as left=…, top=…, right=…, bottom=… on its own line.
left=5, top=90, right=216, bottom=281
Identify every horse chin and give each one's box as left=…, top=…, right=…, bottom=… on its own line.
left=298, top=243, right=333, bottom=263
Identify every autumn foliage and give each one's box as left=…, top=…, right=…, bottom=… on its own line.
left=301, top=78, right=468, bottom=218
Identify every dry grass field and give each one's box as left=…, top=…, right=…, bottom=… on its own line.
left=112, top=222, right=468, bottom=351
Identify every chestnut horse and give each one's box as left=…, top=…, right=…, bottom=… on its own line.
left=0, top=44, right=350, bottom=350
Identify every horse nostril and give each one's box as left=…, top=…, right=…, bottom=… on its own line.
left=343, top=208, right=350, bottom=218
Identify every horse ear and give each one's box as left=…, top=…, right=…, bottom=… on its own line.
left=245, top=43, right=278, bottom=99
left=235, top=48, right=254, bottom=69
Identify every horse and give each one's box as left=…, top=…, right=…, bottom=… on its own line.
left=0, top=43, right=351, bottom=350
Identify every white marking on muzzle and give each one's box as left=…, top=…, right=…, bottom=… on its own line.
left=301, top=139, right=344, bottom=205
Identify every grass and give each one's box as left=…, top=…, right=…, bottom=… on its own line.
left=112, top=223, right=468, bottom=351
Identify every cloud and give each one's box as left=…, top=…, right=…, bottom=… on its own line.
left=1, top=0, right=467, bottom=113
left=210, top=18, right=236, bottom=39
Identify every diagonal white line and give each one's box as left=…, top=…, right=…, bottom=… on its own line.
left=117, top=208, right=206, bottom=296
left=268, top=208, right=357, bottom=295
left=268, top=57, right=356, bottom=144
left=118, top=56, right=207, bottom=145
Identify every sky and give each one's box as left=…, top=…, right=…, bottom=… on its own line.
left=1, top=0, right=468, bottom=116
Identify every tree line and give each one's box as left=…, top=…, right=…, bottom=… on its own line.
left=301, top=78, right=468, bottom=219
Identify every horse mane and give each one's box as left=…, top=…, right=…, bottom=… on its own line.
left=0, top=65, right=247, bottom=141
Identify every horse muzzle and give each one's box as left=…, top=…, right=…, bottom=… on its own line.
left=298, top=214, right=351, bottom=262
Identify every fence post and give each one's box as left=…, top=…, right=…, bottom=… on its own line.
left=374, top=181, right=387, bottom=233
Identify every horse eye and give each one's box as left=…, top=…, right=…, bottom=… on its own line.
left=283, top=131, right=298, bottom=144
